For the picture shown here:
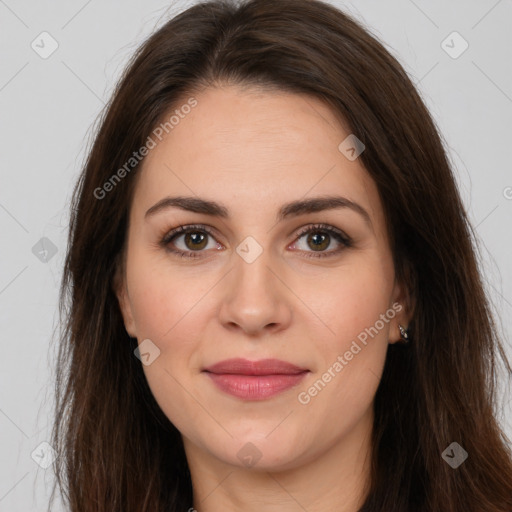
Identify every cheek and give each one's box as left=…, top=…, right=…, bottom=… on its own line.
left=301, top=257, right=394, bottom=350
left=127, top=254, right=215, bottom=341
left=127, top=266, right=211, bottom=431
left=295, top=256, right=393, bottom=408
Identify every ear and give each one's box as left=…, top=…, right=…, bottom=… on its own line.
left=112, top=254, right=137, bottom=338
left=388, top=269, right=415, bottom=345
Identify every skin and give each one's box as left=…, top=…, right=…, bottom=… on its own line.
left=115, top=84, right=411, bottom=512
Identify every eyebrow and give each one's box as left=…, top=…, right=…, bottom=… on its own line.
left=144, top=195, right=373, bottom=230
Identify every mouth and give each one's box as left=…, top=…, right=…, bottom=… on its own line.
left=202, top=357, right=309, bottom=375
left=202, top=358, right=310, bottom=400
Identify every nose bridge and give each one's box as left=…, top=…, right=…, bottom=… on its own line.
left=231, top=237, right=277, bottom=303
left=236, top=234, right=269, bottom=273
left=218, top=236, right=291, bottom=334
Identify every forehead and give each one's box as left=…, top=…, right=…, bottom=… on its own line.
left=131, top=85, right=383, bottom=231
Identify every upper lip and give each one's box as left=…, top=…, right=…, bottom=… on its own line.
left=203, top=358, right=309, bottom=375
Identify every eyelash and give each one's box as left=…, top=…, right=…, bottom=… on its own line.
left=159, top=223, right=352, bottom=260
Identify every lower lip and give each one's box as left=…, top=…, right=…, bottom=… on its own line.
left=204, top=372, right=309, bottom=400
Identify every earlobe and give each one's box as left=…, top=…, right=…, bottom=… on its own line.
left=112, top=260, right=137, bottom=338
left=390, top=277, right=414, bottom=345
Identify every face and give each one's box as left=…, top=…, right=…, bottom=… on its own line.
left=115, top=85, right=410, bottom=472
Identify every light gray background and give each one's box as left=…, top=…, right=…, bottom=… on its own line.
left=1, top=0, right=511, bottom=510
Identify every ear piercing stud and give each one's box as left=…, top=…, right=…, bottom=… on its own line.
left=398, top=324, right=409, bottom=343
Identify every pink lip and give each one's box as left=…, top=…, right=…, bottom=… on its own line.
left=203, top=358, right=308, bottom=375
left=202, top=358, right=309, bottom=400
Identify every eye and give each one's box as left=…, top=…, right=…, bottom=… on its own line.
left=159, top=224, right=221, bottom=259
left=159, top=223, right=352, bottom=259
left=289, top=223, right=352, bottom=259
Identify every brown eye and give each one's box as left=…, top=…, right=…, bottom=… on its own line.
left=160, top=223, right=351, bottom=260
left=306, top=232, right=330, bottom=251
left=291, top=224, right=352, bottom=259
left=160, top=224, right=221, bottom=259
left=183, top=231, right=208, bottom=250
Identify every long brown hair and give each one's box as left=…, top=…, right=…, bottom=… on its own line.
left=50, top=0, right=512, bottom=510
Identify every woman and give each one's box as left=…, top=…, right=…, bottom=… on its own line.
left=50, top=0, right=512, bottom=510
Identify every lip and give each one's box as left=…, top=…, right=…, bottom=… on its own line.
left=202, top=358, right=309, bottom=400
left=203, top=358, right=308, bottom=375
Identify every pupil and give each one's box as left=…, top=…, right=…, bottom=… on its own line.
left=186, top=232, right=207, bottom=250
left=309, top=232, right=329, bottom=251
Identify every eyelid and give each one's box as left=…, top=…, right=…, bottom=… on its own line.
left=293, top=223, right=351, bottom=245
left=159, top=223, right=221, bottom=258
left=159, top=222, right=352, bottom=259
left=287, top=223, right=352, bottom=259
left=160, top=223, right=218, bottom=243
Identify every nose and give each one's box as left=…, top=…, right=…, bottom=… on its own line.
left=218, top=248, right=293, bottom=337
